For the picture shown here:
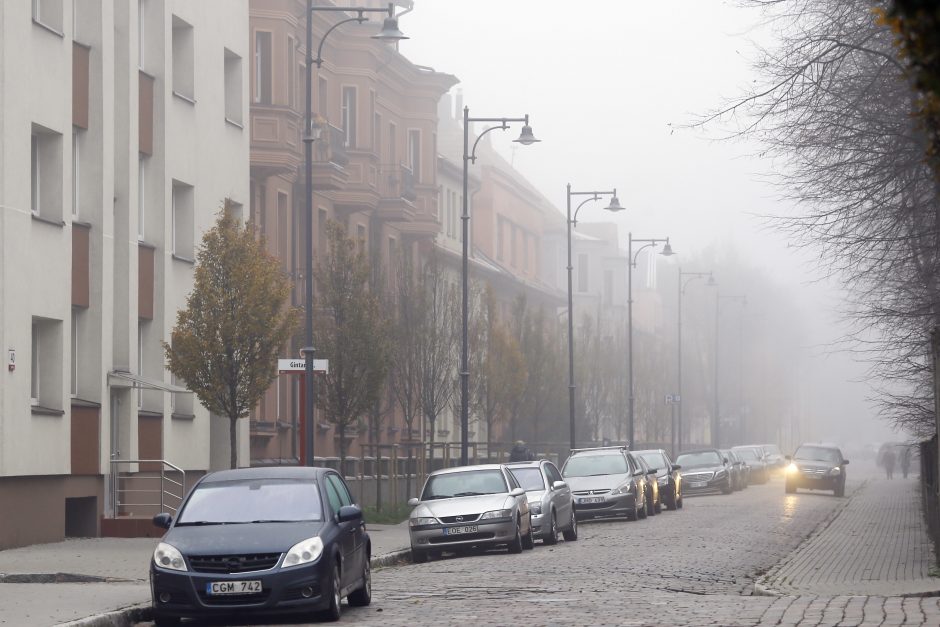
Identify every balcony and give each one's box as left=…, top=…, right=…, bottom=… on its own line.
left=376, top=163, right=417, bottom=221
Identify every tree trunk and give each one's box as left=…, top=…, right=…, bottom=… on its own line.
left=229, top=415, right=237, bottom=469
left=428, top=413, right=436, bottom=463
left=932, top=328, right=940, bottom=499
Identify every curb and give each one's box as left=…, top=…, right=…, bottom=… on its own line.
left=58, top=603, right=151, bottom=627
left=751, top=581, right=781, bottom=597
left=371, top=548, right=411, bottom=569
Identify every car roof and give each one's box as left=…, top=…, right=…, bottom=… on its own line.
left=505, top=460, right=545, bottom=467
left=677, top=448, right=721, bottom=455
left=795, top=443, right=842, bottom=451
left=201, top=466, right=330, bottom=483
left=569, top=447, right=627, bottom=456
left=428, top=464, right=505, bottom=476
left=634, top=449, right=666, bottom=455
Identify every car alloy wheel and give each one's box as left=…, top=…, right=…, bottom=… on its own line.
left=522, top=517, right=535, bottom=550
left=508, top=519, right=524, bottom=554
left=544, top=511, right=558, bottom=545
left=348, top=556, right=371, bottom=607
left=319, top=561, right=342, bottom=622
left=562, top=509, right=578, bottom=541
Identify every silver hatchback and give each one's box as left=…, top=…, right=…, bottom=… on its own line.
left=507, top=460, right=578, bottom=544
left=407, top=464, right=533, bottom=563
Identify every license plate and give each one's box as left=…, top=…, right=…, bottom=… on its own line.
left=206, top=580, right=262, bottom=595
left=443, top=525, right=478, bottom=535
left=580, top=496, right=604, bottom=504
left=688, top=481, right=706, bottom=488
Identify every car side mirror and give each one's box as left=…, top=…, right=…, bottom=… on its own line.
left=552, top=480, right=567, bottom=491
left=647, top=469, right=658, bottom=475
left=785, top=455, right=792, bottom=462
left=407, top=497, right=420, bottom=507
left=723, top=457, right=729, bottom=465
left=337, top=504, right=363, bottom=524
left=509, top=487, right=525, bottom=497
left=672, top=464, right=681, bottom=471
left=152, top=512, right=173, bottom=530
left=842, top=459, right=850, bottom=465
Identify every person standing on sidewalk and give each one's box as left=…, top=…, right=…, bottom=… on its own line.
left=901, top=446, right=912, bottom=479
left=883, top=447, right=896, bottom=480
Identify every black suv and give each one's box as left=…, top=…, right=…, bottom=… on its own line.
left=785, top=444, right=849, bottom=497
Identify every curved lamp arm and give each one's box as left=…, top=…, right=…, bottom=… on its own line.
left=632, top=242, right=658, bottom=267
left=571, top=195, right=601, bottom=225
left=469, top=123, right=510, bottom=163
left=314, top=16, right=367, bottom=67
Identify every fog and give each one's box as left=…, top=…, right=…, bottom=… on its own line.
left=399, top=0, right=896, bottom=447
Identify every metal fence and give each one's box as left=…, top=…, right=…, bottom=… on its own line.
left=921, top=435, right=939, bottom=566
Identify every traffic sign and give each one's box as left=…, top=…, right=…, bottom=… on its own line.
left=278, top=358, right=329, bottom=374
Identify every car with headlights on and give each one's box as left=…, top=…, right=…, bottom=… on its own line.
left=732, top=445, right=770, bottom=484
left=561, top=446, right=650, bottom=521
left=785, top=444, right=849, bottom=496
left=148, top=466, right=370, bottom=626
left=507, top=460, right=578, bottom=544
left=760, top=443, right=786, bottom=473
left=721, top=449, right=749, bottom=491
left=635, top=449, right=683, bottom=510
left=634, top=454, right=661, bottom=515
left=407, top=464, right=533, bottom=563
left=675, top=449, right=733, bottom=495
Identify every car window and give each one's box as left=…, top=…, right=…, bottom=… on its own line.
left=505, top=470, right=521, bottom=490
left=794, top=446, right=842, bottom=463
left=327, top=474, right=353, bottom=507
left=177, top=478, right=323, bottom=524
left=676, top=451, right=723, bottom=467
left=563, top=453, right=629, bottom=477
left=545, top=463, right=563, bottom=484
left=509, top=467, right=546, bottom=491
left=421, top=469, right=508, bottom=500
left=638, top=451, right=666, bottom=470
left=324, top=477, right=343, bottom=514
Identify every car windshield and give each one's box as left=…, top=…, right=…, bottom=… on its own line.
left=676, top=451, right=722, bottom=467
left=508, top=467, right=546, bottom=491
left=763, top=445, right=782, bottom=456
left=421, top=469, right=508, bottom=500
left=794, top=446, right=842, bottom=463
left=562, top=454, right=628, bottom=477
left=733, top=448, right=761, bottom=461
left=637, top=452, right=666, bottom=470
left=176, top=478, right=323, bottom=525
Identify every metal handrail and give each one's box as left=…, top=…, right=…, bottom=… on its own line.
left=109, top=459, right=186, bottom=518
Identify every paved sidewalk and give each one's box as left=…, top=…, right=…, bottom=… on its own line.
left=0, top=521, right=410, bottom=626
left=759, top=476, right=939, bottom=597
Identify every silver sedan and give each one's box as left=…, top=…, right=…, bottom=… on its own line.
left=407, top=464, right=533, bottom=563
left=507, top=460, right=578, bottom=544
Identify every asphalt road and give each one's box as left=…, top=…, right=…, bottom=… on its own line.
left=143, top=475, right=869, bottom=626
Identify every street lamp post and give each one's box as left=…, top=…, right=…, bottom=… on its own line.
left=302, top=2, right=406, bottom=466
left=566, top=186, right=623, bottom=452
left=714, top=292, right=746, bottom=448
left=676, top=268, right=714, bottom=455
left=626, top=233, right=673, bottom=449
left=460, top=110, right=539, bottom=466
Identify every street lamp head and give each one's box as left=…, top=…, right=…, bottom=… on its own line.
left=661, top=240, right=675, bottom=257
left=604, top=194, right=625, bottom=213
left=372, top=16, right=408, bottom=42
left=513, top=124, right=540, bottom=145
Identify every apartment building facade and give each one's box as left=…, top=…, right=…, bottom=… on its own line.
left=247, top=0, right=457, bottom=463
left=0, top=0, right=249, bottom=549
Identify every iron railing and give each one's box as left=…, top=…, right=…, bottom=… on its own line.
left=109, top=459, right=186, bottom=518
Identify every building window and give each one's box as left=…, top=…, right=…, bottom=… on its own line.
left=71, top=130, right=80, bottom=219
left=577, top=253, right=589, bottom=293
left=172, top=181, right=194, bottom=259
left=604, top=269, right=614, bottom=305
left=287, top=37, right=296, bottom=107
left=138, top=0, right=145, bottom=69
left=33, top=0, right=64, bottom=33
left=138, top=156, right=146, bottom=241
left=253, top=31, right=271, bottom=104
left=388, top=122, right=396, bottom=163
left=227, top=198, right=244, bottom=224
left=497, top=218, right=505, bottom=260
left=407, top=129, right=421, bottom=182
left=342, top=86, right=357, bottom=148
left=224, top=48, right=243, bottom=125
left=31, top=319, right=41, bottom=406
left=171, top=16, right=194, bottom=101
left=318, top=77, right=328, bottom=118
left=510, top=224, right=518, bottom=267
left=31, top=316, right=62, bottom=409
left=373, top=113, right=382, bottom=155
left=277, top=191, right=288, bottom=265
left=31, top=125, right=63, bottom=221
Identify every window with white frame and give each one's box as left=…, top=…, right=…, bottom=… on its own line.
left=31, top=316, right=62, bottom=409
left=172, top=181, right=194, bottom=259
left=31, top=124, right=63, bottom=221
left=287, top=37, right=296, bottom=108
left=138, top=156, right=146, bottom=240
left=342, top=86, right=357, bottom=148
left=407, top=129, right=421, bottom=181
left=577, top=254, right=589, bottom=293
left=224, top=48, right=243, bottom=124
left=171, top=16, right=194, bottom=100
left=253, top=31, right=271, bottom=104
left=32, top=0, right=63, bottom=33
left=31, top=319, right=41, bottom=406
left=138, top=0, right=146, bottom=69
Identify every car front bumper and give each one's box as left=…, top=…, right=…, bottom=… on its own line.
left=409, top=518, right=518, bottom=551
left=150, top=558, right=333, bottom=620
left=572, top=493, right=637, bottom=519
left=682, top=475, right=731, bottom=494
left=788, top=472, right=842, bottom=490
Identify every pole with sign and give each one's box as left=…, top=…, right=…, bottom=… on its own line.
left=278, top=359, right=328, bottom=465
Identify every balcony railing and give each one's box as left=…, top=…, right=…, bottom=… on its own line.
left=378, top=164, right=417, bottom=203
left=315, top=123, right=349, bottom=168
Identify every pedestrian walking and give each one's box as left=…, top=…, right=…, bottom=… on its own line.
left=901, top=446, right=912, bottom=479
left=883, top=447, right=896, bottom=480
left=509, top=440, right=535, bottom=462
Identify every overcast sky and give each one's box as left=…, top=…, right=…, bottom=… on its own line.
left=397, top=0, right=896, bottom=444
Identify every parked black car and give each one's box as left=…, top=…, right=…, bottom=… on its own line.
left=785, top=444, right=849, bottom=497
left=633, top=454, right=661, bottom=515
left=675, top=449, right=733, bottom=495
left=721, top=449, right=749, bottom=491
left=149, top=466, right=370, bottom=626
left=732, top=445, right=770, bottom=484
left=635, top=449, right=683, bottom=510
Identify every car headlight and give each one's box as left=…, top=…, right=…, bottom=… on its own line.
left=657, top=475, right=669, bottom=486
left=610, top=482, right=633, bottom=496
left=528, top=503, right=542, bottom=515
left=786, top=463, right=799, bottom=474
left=715, top=470, right=727, bottom=479
left=282, top=536, right=324, bottom=569
left=830, top=467, right=841, bottom=475
left=409, top=517, right=438, bottom=527
left=480, top=509, right=513, bottom=520
left=153, top=542, right=187, bottom=572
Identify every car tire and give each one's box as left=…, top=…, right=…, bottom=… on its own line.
left=411, top=547, right=428, bottom=564
left=646, top=491, right=656, bottom=517
left=637, top=493, right=648, bottom=519
left=562, top=510, right=578, bottom=541
left=347, top=556, right=372, bottom=607
left=507, top=519, right=524, bottom=554
left=654, top=497, right=662, bottom=514
left=664, top=487, right=676, bottom=510
left=835, top=482, right=845, bottom=498
left=522, top=518, right=535, bottom=550
left=153, top=615, right=180, bottom=627
left=318, top=560, right=342, bottom=622
left=544, top=511, right=558, bottom=545
left=785, top=481, right=796, bottom=494
left=721, top=481, right=733, bottom=495
left=677, top=492, right=683, bottom=509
